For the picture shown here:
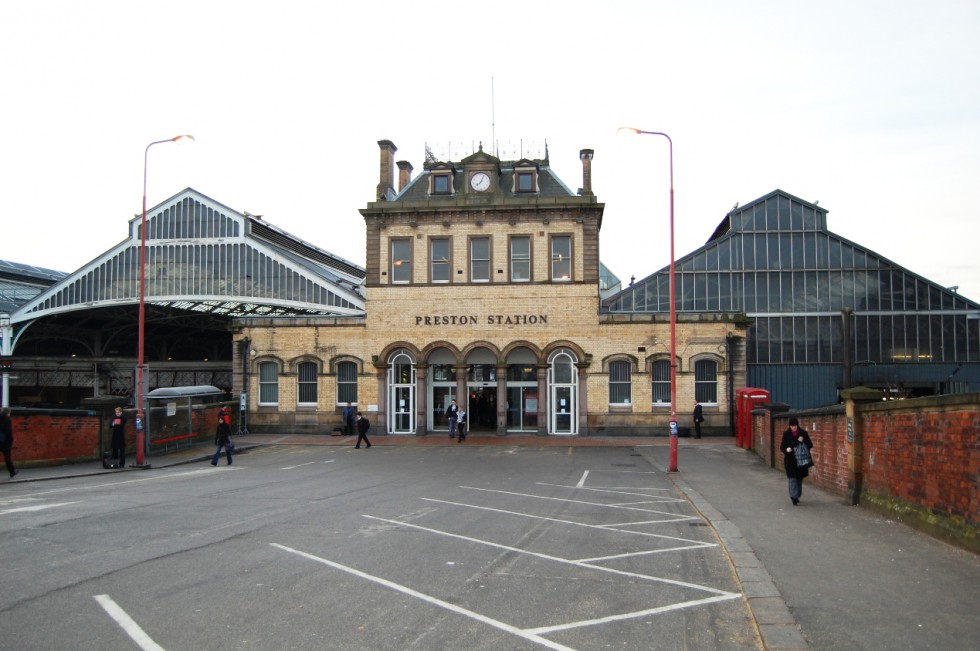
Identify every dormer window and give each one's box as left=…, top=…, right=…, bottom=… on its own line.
left=431, top=173, right=452, bottom=195
left=517, top=171, right=535, bottom=192
left=429, top=163, right=456, bottom=195
left=512, top=160, right=539, bottom=193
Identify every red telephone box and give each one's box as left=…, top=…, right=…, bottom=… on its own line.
left=735, top=387, right=771, bottom=450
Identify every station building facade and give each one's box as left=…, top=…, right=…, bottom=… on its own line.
left=235, top=141, right=748, bottom=436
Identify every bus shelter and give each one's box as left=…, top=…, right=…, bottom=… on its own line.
left=146, top=385, right=227, bottom=454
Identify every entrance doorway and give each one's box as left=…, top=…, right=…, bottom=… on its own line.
left=427, top=354, right=457, bottom=432
left=548, top=348, right=578, bottom=435
left=466, top=387, right=496, bottom=432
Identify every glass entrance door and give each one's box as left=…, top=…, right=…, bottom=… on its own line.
left=506, top=386, right=538, bottom=432
left=551, top=386, right=574, bottom=434
left=431, top=386, right=456, bottom=431
left=391, top=386, right=414, bottom=433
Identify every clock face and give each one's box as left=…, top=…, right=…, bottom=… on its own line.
left=470, top=172, right=491, bottom=192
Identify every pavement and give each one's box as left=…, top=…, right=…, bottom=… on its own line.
left=5, top=433, right=979, bottom=651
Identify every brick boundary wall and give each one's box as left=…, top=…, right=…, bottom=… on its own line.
left=750, top=391, right=979, bottom=553
left=6, top=403, right=238, bottom=468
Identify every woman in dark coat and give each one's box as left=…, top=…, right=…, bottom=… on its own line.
left=211, top=415, right=233, bottom=466
left=780, top=417, right=814, bottom=505
left=110, top=406, right=127, bottom=468
left=1, top=407, right=16, bottom=478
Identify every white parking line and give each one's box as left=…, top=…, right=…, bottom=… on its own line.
left=363, top=515, right=730, bottom=595
left=280, top=461, right=317, bottom=470
left=537, top=483, right=680, bottom=499
left=523, top=594, right=741, bottom=636
left=460, top=486, right=697, bottom=519
left=1, top=501, right=79, bottom=515
left=21, top=468, right=237, bottom=498
left=422, top=497, right=706, bottom=540
left=94, top=594, right=165, bottom=651
left=575, top=470, right=589, bottom=487
left=271, top=543, right=577, bottom=651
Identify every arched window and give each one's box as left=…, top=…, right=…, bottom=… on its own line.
left=651, top=359, right=670, bottom=405
left=608, top=360, right=631, bottom=405
left=336, top=361, right=358, bottom=405
left=297, top=361, right=317, bottom=406
left=258, top=362, right=279, bottom=405
left=695, top=359, right=718, bottom=404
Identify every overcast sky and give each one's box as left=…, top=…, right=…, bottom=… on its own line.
left=3, top=1, right=979, bottom=302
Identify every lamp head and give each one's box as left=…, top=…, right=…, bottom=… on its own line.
left=171, top=134, right=195, bottom=144
left=617, top=126, right=641, bottom=135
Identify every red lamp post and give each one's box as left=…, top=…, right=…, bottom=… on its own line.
left=135, top=135, right=194, bottom=466
left=618, top=127, right=679, bottom=471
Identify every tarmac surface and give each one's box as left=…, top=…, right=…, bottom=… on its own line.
left=6, top=432, right=979, bottom=651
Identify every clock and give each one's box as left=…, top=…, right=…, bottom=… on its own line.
left=470, top=172, right=491, bottom=192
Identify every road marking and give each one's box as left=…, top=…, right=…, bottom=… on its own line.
left=362, top=515, right=732, bottom=595
left=94, top=594, right=165, bottom=651
left=460, top=486, right=696, bottom=518
left=540, top=482, right=675, bottom=495
left=422, top=497, right=705, bottom=541
left=573, top=545, right=715, bottom=563
left=523, top=594, right=741, bottom=636
left=281, top=461, right=317, bottom=470
left=21, top=468, right=237, bottom=498
left=575, top=470, right=589, bottom=487
left=271, top=543, right=577, bottom=651
left=1, top=501, right=79, bottom=515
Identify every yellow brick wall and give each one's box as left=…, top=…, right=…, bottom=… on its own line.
left=239, top=311, right=742, bottom=435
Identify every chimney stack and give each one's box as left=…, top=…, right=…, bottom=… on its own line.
left=377, top=140, right=397, bottom=201
left=579, top=149, right=594, bottom=196
left=397, top=160, right=414, bottom=193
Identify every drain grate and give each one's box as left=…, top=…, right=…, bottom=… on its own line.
left=688, top=522, right=708, bottom=527
left=611, top=463, right=637, bottom=467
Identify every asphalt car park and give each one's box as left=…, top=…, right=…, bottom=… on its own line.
left=1, top=444, right=760, bottom=650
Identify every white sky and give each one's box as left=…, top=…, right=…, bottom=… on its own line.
left=3, top=1, right=979, bottom=302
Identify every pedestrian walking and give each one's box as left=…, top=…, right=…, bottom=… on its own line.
left=456, top=409, right=467, bottom=443
left=445, top=399, right=459, bottom=439
left=693, top=400, right=704, bottom=439
left=211, top=410, right=234, bottom=466
left=354, top=411, right=372, bottom=449
left=343, top=402, right=356, bottom=437
left=780, top=417, right=814, bottom=505
left=109, top=406, right=127, bottom=468
left=1, top=407, right=17, bottom=478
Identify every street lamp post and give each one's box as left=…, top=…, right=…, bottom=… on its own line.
left=135, top=135, right=194, bottom=466
left=618, top=127, right=679, bottom=471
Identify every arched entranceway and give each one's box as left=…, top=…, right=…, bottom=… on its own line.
left=464, top=348, right=497, bottom=432
left=426, top=348, right=457, bottom=433
left=548, top=348, right=578, bottom=435
left=387, top=349, right=416, bottom=434
left=505, top=347, right=538, bottom=433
